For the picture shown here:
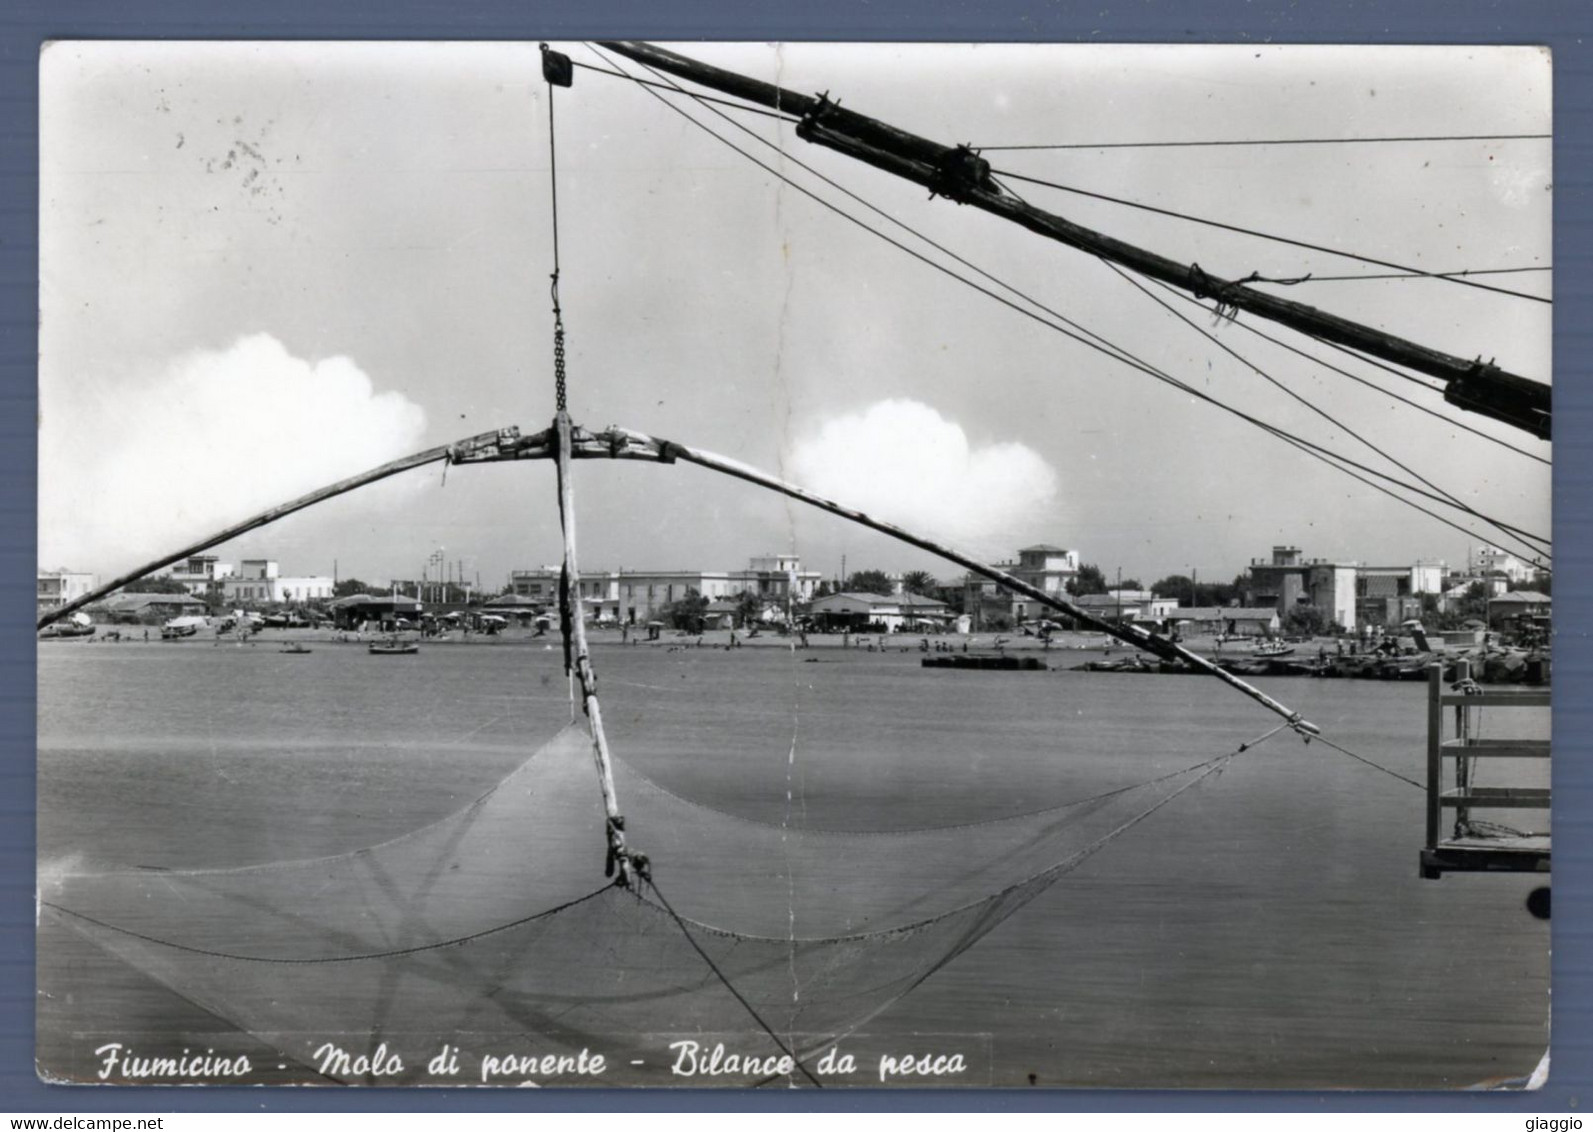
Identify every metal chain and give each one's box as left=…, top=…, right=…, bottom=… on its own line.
left=552, top=277, right=568, bottom=412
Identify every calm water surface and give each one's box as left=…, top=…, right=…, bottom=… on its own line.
left=37, top=639, right=1549, bottom=1089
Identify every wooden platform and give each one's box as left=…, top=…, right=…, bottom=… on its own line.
left=1421, top=834, right=1550, bottom=879
left=921, top=654, right=1047, bottom=671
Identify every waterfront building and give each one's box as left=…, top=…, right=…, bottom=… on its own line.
left=1472, top=544, right=1536, bottom=585
left=963, top=543, right=1080, bottom=625
left=328, top=593, right=424, bottom=630
left=37, top=569, right=99, bottom=616
left=220, top=559, right=334, bottom=604
left=102, top=592, right=207, bottom=623
left=508, top=554, right=822, bottom=625
left=1070, top=590, right=1180, bottom=626
left=808, top=591, right=952, bottom=633
left=1166, top=607, right=1281, bottom=638
left=1488, top=590, right=1551, bottom=631
left=167, top=555, right=235, bottom=596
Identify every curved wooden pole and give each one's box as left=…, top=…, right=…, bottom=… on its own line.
left=46, top=413, right=1316, bottom=734
left=37, top=426, right=523, bottom=630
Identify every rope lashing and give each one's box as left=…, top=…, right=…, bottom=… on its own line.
left=604, top=815, right=627, bottom=879
left=1186, top=262, right=1242, bottom=322
left=551, top=279, right=568, bottom=414
left=635, top=861, right=824, bottom=1089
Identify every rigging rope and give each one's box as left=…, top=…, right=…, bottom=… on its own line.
left=1147, top=278, right=1550, bottom=467
left=636, top=867, right=824, bottom=1088
left=1267, top=266, right=1550, bottom=284
left=1308, top=735, right=1425, bottom=791
left=543, top=45, right=569, bottom=414
left=989, top=167, right=1551, bottom=305
left=1104, top=260, right=1552, bottom=557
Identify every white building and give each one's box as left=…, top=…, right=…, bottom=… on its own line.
left=167, top=554, right=235, bottom=595
left=964, top=544, right=1081, bottom=624
left=37, top=569, right=98, bottom=615
left=508, top=555, right=822, bottom=624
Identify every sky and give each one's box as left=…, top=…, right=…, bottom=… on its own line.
left=38, top=41, right=1552, bottom=593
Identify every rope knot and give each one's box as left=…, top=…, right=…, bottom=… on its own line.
left=794, top=91, right=838, bottom=143
left=604, top=814, right=629, bottom=884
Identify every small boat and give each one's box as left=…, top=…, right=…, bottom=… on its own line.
left=1252, top=641, right=1295, bottom=658
left=369, top=638, right=419, bottom=656
left=280, top=643, right=313, bottom=654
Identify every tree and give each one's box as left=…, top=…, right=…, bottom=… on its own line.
left=1067, top=564, right=1107, bottom=596
left=661, top=587, right=708, bottom=632
left=1151, top=574, right=1243, bottom=608
left=900, top=569, right=937, bottom=596
left=1456, top=581, right=1490, bottom=621
left=847, top=569, right=894, bottom=595
left=735, top=590, right=761, bottom=628
left=1282, top=604, right=1327, bottom=638
left=334, top=578, right=373, bottom=598
left=814, top=578, right=836, bottom=599
left=123, top=574, right=191, bottom=594
left=1150, top=574, right=1193, bottom=602
left=1116, top=578, right=1143, bottom=592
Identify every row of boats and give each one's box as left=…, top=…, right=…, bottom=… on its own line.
left=278, top=638, right=419, bottom=655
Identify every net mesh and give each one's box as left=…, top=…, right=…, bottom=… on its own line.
left=41, top=723, right=1239, bottom=1085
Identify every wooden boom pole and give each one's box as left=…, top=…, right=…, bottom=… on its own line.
left=454, top=422, right=1320, bottom=736
left=597, top=41, right=1551, bottom=441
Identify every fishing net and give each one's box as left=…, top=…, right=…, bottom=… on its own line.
left=40, top=720, right=1243, bottom=1086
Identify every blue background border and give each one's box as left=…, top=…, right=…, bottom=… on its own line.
left=2, top=0, right=1586, bottom=1114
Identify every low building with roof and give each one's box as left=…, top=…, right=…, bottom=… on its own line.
left=1069, top=591, right=1180, bottom=628
left=101, top=592, right=207, bottom=624
left=38, top=569, right=99, bottom=617
left=508, top=555, right=823, bottom=625
left=222, top=559, right=333, bottom=605
left=1165, top=606, right=1281, bottom=638
left=1487, top=590, right=1550, bottom=631
left=963, top=543, right=1081, bottom=626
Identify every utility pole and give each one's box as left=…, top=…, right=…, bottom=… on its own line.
left=599, top=41, right=1551, bottom=440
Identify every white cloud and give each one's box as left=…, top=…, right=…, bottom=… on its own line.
left=786, top=399, right=1059, bottom=555
left=40, top=333, right=428, bottom=576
